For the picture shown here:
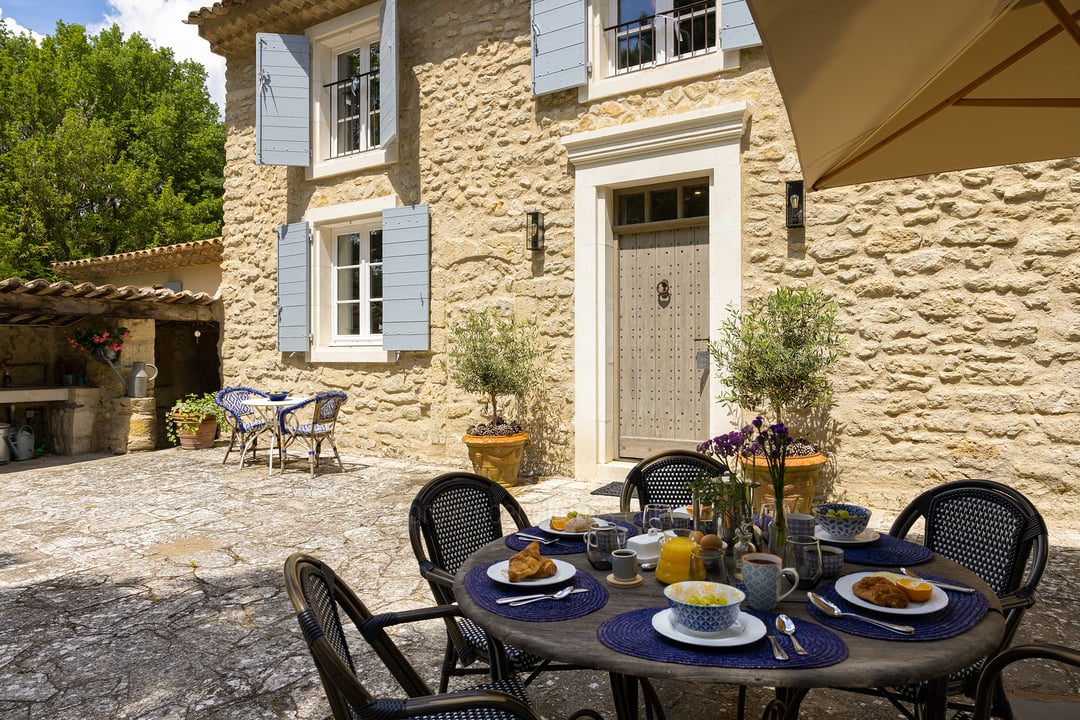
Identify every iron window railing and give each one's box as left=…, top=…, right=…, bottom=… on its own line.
left=324, top=69, right=381, bottom=159
left=608, top=0, right=717, bottom=75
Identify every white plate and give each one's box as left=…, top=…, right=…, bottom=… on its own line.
left=537, top=516, right=609, bottom=537
left=834, top=572, right=949, bottom=615
left=651, top=609, right=767, bottom=648
left=486, top=558, right=577, bottom=586
left=815, top=527, right=881, bottom=546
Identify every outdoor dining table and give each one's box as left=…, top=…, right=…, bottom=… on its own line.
left=454, top=512, right=1004, bottom=720
left=241, top=395, right=311, bottom=476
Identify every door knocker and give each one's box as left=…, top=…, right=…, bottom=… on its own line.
left=656, top=280, right=671, bottom=302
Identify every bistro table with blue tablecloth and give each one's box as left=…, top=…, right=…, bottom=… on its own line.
left=453, top=512, right=1004, bottom=720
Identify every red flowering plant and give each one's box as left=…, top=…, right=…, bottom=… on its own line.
left=68, top=326, right=131, bottom=355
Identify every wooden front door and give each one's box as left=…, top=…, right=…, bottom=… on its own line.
left=617, top=222, right=710, bottom=459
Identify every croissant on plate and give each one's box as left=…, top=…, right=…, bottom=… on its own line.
left=507, top=541, right=558, bottom=582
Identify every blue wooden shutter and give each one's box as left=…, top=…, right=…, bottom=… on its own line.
left=277, top=221, right=310, bottom=353
left=382, top=205, right=429, bottom=352
left=721, top=0, right=762, bottom=50
left=380, top=0, right=398, bottom=147
left=531, top=0, right=587, bottom=96
left=256, top=33, right=310, bottom=166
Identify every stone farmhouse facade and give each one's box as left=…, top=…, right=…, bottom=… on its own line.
left=188, top=0, right=1080, bottom=537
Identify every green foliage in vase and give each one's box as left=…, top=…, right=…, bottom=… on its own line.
left=445, top=307, right=543, bottom=433
left=708, top=285, right=844, bottom=423
left=165, top=392, right=227, bottom=445
left=0, top=22, right=224, bottom=280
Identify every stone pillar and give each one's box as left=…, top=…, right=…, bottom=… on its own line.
left=48, top=387, right=101, bottom=454
left=126, top=397, right=157, bottom=452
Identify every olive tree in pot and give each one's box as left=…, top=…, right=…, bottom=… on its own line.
left=446, top=307, right=542, bottom=487
left=707, top=285, right=844, bottom=512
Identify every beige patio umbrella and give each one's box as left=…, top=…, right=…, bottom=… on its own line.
left=745, top=0, right=1080, bottom=190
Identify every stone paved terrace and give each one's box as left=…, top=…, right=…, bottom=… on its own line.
left=0, top=447, right=1077, bottom=719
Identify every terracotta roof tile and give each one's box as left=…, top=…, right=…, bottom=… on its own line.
left=51, top=239, right=223, bottom=280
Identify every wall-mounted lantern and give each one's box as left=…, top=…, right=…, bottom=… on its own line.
left=786, top=180, right=805, bottom=228
left=526, top=211, right=545, bottom=251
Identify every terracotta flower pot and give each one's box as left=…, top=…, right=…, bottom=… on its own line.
left=462, top=432, right=529, bottom=487
left=173, top=415, right=218, bottom=450
left=740, top=452, right=827, bottom=514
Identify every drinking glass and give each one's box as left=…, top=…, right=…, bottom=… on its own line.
left=641, top=504, right=673, bottom=534
left=786, top=534, right=824, bottom=589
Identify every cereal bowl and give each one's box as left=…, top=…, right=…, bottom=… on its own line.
left=815, top=503, right=871, bottom=538
left=267, top=391, right=289, bottom=401
left=663, top=581, right=744, bottom=634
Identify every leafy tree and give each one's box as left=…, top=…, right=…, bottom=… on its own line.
left=0, top=22, right=224, bottom=279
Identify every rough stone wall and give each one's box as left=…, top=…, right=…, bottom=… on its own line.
left=210, top=1, right=1079, bottom=537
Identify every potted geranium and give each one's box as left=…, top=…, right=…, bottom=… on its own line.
left=707, top=285, right=844, bottom=511
left=68, top=325, right=131, bottom=364
left=445, top=307, right=542, bottom=486
left=165, top=392, right=227, bottom=449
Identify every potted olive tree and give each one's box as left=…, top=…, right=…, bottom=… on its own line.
left=165, top=392, right=228, bottom=449
left=445, top=307, right=543, bottom=486
left=707, top=285, right=844, bottom=511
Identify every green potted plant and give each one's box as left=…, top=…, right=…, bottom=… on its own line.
left=445, top=307, right=543, bottom=486
left=165, top=392, right=228, bottom=449
left=707, top=285, right=844, bottom=511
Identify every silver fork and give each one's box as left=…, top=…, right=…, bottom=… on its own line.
left=515, top=533, right=562, bottom=545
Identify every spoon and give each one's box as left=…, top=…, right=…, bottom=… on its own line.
left=507, top=585, right=575, bottom=606
left=900, top=567, right=975, bottom=593
left=808, top=592, right=915, bottom=635
left=639, top=562, right=657, bottom=571
left=776, top=614, right=808, bottom=655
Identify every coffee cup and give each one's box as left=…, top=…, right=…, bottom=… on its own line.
left=611, top=549, right=638, bottom=581
left=820, top=545, right=844, bottom=577
left=741, top=552, right=799, bottom=611
left=786, top=512, right=816, bottom=537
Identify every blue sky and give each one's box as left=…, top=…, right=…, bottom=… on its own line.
left=0, top=1, right=224, bottom=110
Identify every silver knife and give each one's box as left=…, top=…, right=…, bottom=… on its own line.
left=766, top=620, right=789, bottom=660
left=495, top=588, right=588, bottom=604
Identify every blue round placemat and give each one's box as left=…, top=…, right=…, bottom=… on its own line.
left=504, top=520, right=638, bottom=555
left=807, top=575, right=990, bottom=641
left=597, top=607, right=847, bottom=669
left=831, top=533, right=934, bottom=566
left=464, top=562, right=608, bottom=621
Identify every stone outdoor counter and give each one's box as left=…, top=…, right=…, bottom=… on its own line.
left=0, top=386, right=101, bottom=455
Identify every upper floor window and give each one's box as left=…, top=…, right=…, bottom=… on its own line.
left=611, top=0, right=716, bottom=75
left=327, top=42, right=381, bottom=159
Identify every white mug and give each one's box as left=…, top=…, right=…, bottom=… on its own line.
left=741, top=552, right=799, bottom=611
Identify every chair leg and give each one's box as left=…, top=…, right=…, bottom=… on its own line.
left=439, top=637, right=456, bottom=694
left=221, top=429, right=238, bottom=464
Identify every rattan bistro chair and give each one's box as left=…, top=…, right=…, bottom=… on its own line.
left=408, top=472, right=552, bottom=692
left=619, top=449, right=727, bottom=512
left=279, top=391, right=347, bottom=477
left=283, top=553, right=604, bottom=720
left=973, top=643, right=1080, bottom=720
left=865, top=479, right=1050, bottom=719
left=214, top=387, right=269, bottom=467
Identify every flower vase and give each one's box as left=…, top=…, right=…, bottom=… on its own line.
left=768, top=501, right=788, bottom=556
left=731, top=523, right=756, bottom=582
left=91, top=347, right=120, bottom=365
left=691, top=489, right=704, bottom=535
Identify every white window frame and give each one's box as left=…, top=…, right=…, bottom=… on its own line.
left=583, top=0, right=741, bottom=103
left=305, top=196, right=399, bottom=363
left=308, top=4, right=394, bottom=180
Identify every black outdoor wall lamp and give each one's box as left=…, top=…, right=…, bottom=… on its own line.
left=526, top=211, right=545, bottom=251
left=786, top=180, right=805, bottom=228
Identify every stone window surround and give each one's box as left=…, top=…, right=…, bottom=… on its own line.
left=582, top=0, right=741, bottom=103
left=304, top=195, right=399, bottom=364
left=307, top=3, right=393, bottom=181
left=563, top=102, right=747, bottom=482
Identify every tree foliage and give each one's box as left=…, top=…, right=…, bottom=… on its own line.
left=0, top=22, right=225, bottom=279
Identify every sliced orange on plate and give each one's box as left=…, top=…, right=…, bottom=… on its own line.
left=896, top=577, right=933, bottom=602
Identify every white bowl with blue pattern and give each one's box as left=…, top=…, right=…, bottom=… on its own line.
left=814, top=503, right=871, bottom=538
left=663, top=581, right=744, bottom=634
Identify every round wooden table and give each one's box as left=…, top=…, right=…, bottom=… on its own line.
left=454, top=514, right=1004, bottom=720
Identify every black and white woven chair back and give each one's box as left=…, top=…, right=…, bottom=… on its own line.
left=973, top=643, right=1080, bottom=720
left=620, top=449, right=726, bottom=511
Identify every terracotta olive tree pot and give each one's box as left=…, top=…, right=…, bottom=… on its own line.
left=463, top=432, right=529, bottom=487
left=740, top=452, right=827, bottom=514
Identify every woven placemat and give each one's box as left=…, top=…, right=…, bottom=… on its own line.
left=807, top=575, right=989, bottom=641
left=504, top=520, right=638, bottom=555
left=830, top=534, right=934, bottom=566
left=597, top=607, right=847, bottom=669
left=464, top=562, right=608, bottom=621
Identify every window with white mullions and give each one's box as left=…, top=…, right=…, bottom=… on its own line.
left=328, top=43, right=380, bottom=158
left=611, top=0, right=716, bottom=75
left=333, top=228, right=383, bottom=339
